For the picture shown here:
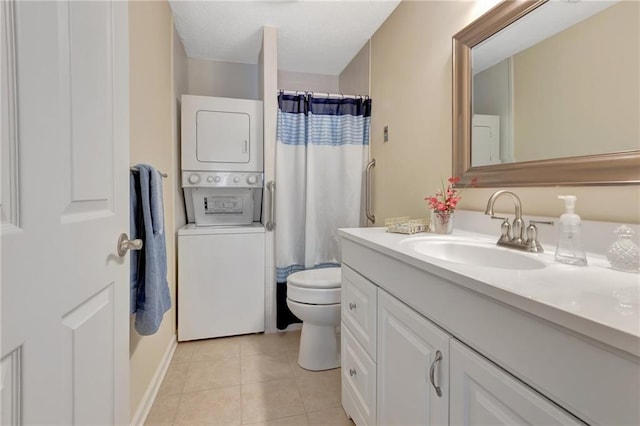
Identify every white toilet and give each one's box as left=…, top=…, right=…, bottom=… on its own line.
left=286, top=267, right=342, bottom=371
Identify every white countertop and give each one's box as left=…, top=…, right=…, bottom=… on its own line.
left=339, top=227, right=640, bottom=357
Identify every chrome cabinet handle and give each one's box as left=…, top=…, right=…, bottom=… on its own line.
left=349, top=368, right=357, bottom=377
left=429, top=350, right=443, bottom=397
left=365, top=159, right=375, bottom=223
left=349, top=302, right=357, bottom=310
left=117, top=233, right=143, bottom=257
left=266, top=181, right=275, bottom=231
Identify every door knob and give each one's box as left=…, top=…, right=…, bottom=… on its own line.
left=117, top=233, right=143, bottom=257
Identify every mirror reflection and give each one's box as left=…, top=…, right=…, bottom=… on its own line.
left=470, top=1, right=639, bottom=167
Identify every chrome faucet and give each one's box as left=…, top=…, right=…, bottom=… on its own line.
left=485, top=190, right=525, bottom=243
left=484, top=190, right=552, bottom=253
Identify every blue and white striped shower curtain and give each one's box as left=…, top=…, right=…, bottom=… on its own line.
left=275, top=92, right=371, bottom=329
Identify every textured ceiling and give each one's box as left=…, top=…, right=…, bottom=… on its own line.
left=169, top=1, right=401, bottom=75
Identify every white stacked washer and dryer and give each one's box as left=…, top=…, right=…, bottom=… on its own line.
left=178, top=95, right=265, bottom=341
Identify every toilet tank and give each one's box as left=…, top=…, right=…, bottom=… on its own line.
left=181, top=95, right=263, bottom=173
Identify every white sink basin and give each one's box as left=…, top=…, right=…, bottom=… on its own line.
left=400, top=236, right=546, bottom=270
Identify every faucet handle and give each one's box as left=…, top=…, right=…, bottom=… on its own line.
left=491, top=216, right=512, bottom=241
left=529, top=220, right=554, bottom=227
left=525, top=220, right=554, bottom=253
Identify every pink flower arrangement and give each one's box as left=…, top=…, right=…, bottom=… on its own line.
left=425, top=176, right=478, bottom=213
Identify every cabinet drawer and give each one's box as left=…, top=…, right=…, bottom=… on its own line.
left=342, top=324, right=376, bottom=426
left=342, top=265, right=377, bottom=359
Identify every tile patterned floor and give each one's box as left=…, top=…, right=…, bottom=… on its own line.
left=145, top=330, right=354, bottom=426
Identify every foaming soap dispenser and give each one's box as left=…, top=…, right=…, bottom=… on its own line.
left=555, top=195, right=588, bottom=266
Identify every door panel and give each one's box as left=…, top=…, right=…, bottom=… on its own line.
left=63, top=285, right=115, bottom=426
left=1, top=1, right=129, bottom=423
left=0, top=0, right=19, bottom=230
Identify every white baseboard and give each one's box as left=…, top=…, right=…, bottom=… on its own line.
left=130, top=335, right=178, bottom=426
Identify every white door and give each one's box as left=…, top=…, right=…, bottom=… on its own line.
left=377, top=289, right=449, bottom=426
left=471, top=114, right=501, bottom=167
left=449, top=340, right=583, bottom=425
left=1, top=1, right=129, bottom=424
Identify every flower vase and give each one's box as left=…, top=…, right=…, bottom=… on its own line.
left=432, top=211, right=454, bottom=234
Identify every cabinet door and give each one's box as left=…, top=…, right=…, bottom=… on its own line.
left=450, top=339, right=584, bottom=425
left=377, top=289, right=449, bottom=426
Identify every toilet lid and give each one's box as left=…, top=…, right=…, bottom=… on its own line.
left=287, top=267, right=341, bottom=289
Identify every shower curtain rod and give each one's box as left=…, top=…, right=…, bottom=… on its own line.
left=278, top=89, right=369, bottom=100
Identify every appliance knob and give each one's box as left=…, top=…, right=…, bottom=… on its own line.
left=188, top=174, right=201, bottom=184
left=247, top=175, right=257, bottom=185
left=206, top=176, right=214, bottom=183
left=214, top=176, right=222, bottom=183
left=233, top=177, right=240, bottom=183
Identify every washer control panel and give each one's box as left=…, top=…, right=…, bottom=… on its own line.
left=182, top=171, right=264, bottom=188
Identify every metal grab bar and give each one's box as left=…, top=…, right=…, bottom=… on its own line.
left=365, top=159, right=376, bottom=223
left=266, top=181, right=276, bottom=231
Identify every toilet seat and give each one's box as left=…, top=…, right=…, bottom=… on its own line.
left=287, top=267, right=341, bottom=305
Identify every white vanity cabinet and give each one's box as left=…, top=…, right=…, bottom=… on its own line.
left=377, top=289, right=449, bottom=425
left=340, top=229, right=640, bottom=425
left=341, top=265, right=378, bottom=426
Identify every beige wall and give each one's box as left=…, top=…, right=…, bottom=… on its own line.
left=369, top=0, right=639, bottom=224
left=513, top=1, right=639, bottom=161
left=339, top=41, right=370, bottom=97
left=129, top=1, right=177, bottom=420
left=278, top=70, right=338, bottom=93
left=187, top=58, right=259, bottom=100
left=370, top=1, right=476, bottom=224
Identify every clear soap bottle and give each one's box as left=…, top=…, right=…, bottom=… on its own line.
left=554, top=195, right=588, bottom=266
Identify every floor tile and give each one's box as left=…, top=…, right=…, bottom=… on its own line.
left=296, top=368, right=342, bottom=413
left=144, top=394, right=179, bottom=426
left=172, top=341, right=195, bottom=364
left=240, top=332, right=300, bottom=358
left=183, top=358, right=241, bottom=393
left=192, top=336, right=241, bottom=362
left=241, top=379, right=305, bottom=424
left=174, top=386, right=242, bottom=426
left=307, top=407, right=354, bottom=426
left=241, top=352, right=294, bottom=384
left=242, top=414, right=309, bottom=426
left=157, top=362, right=189, bottom=396
left=148, top=331, right=346, bottom=426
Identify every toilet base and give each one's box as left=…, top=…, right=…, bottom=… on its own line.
left=298, top=323, right=341, bottom=371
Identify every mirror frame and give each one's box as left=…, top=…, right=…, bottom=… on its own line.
left=452, top=0, right=640, bottom=187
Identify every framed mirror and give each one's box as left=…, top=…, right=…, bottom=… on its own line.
left=452, top=0, right=640, bottom=187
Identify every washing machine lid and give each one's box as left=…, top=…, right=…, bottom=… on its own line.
left=287, top=267, right=341, bottom=289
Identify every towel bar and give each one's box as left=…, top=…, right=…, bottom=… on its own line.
left=130, top=166, right=168, bottom=178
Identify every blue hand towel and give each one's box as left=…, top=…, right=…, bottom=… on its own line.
left=130, top=164, right=171, bottom=335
